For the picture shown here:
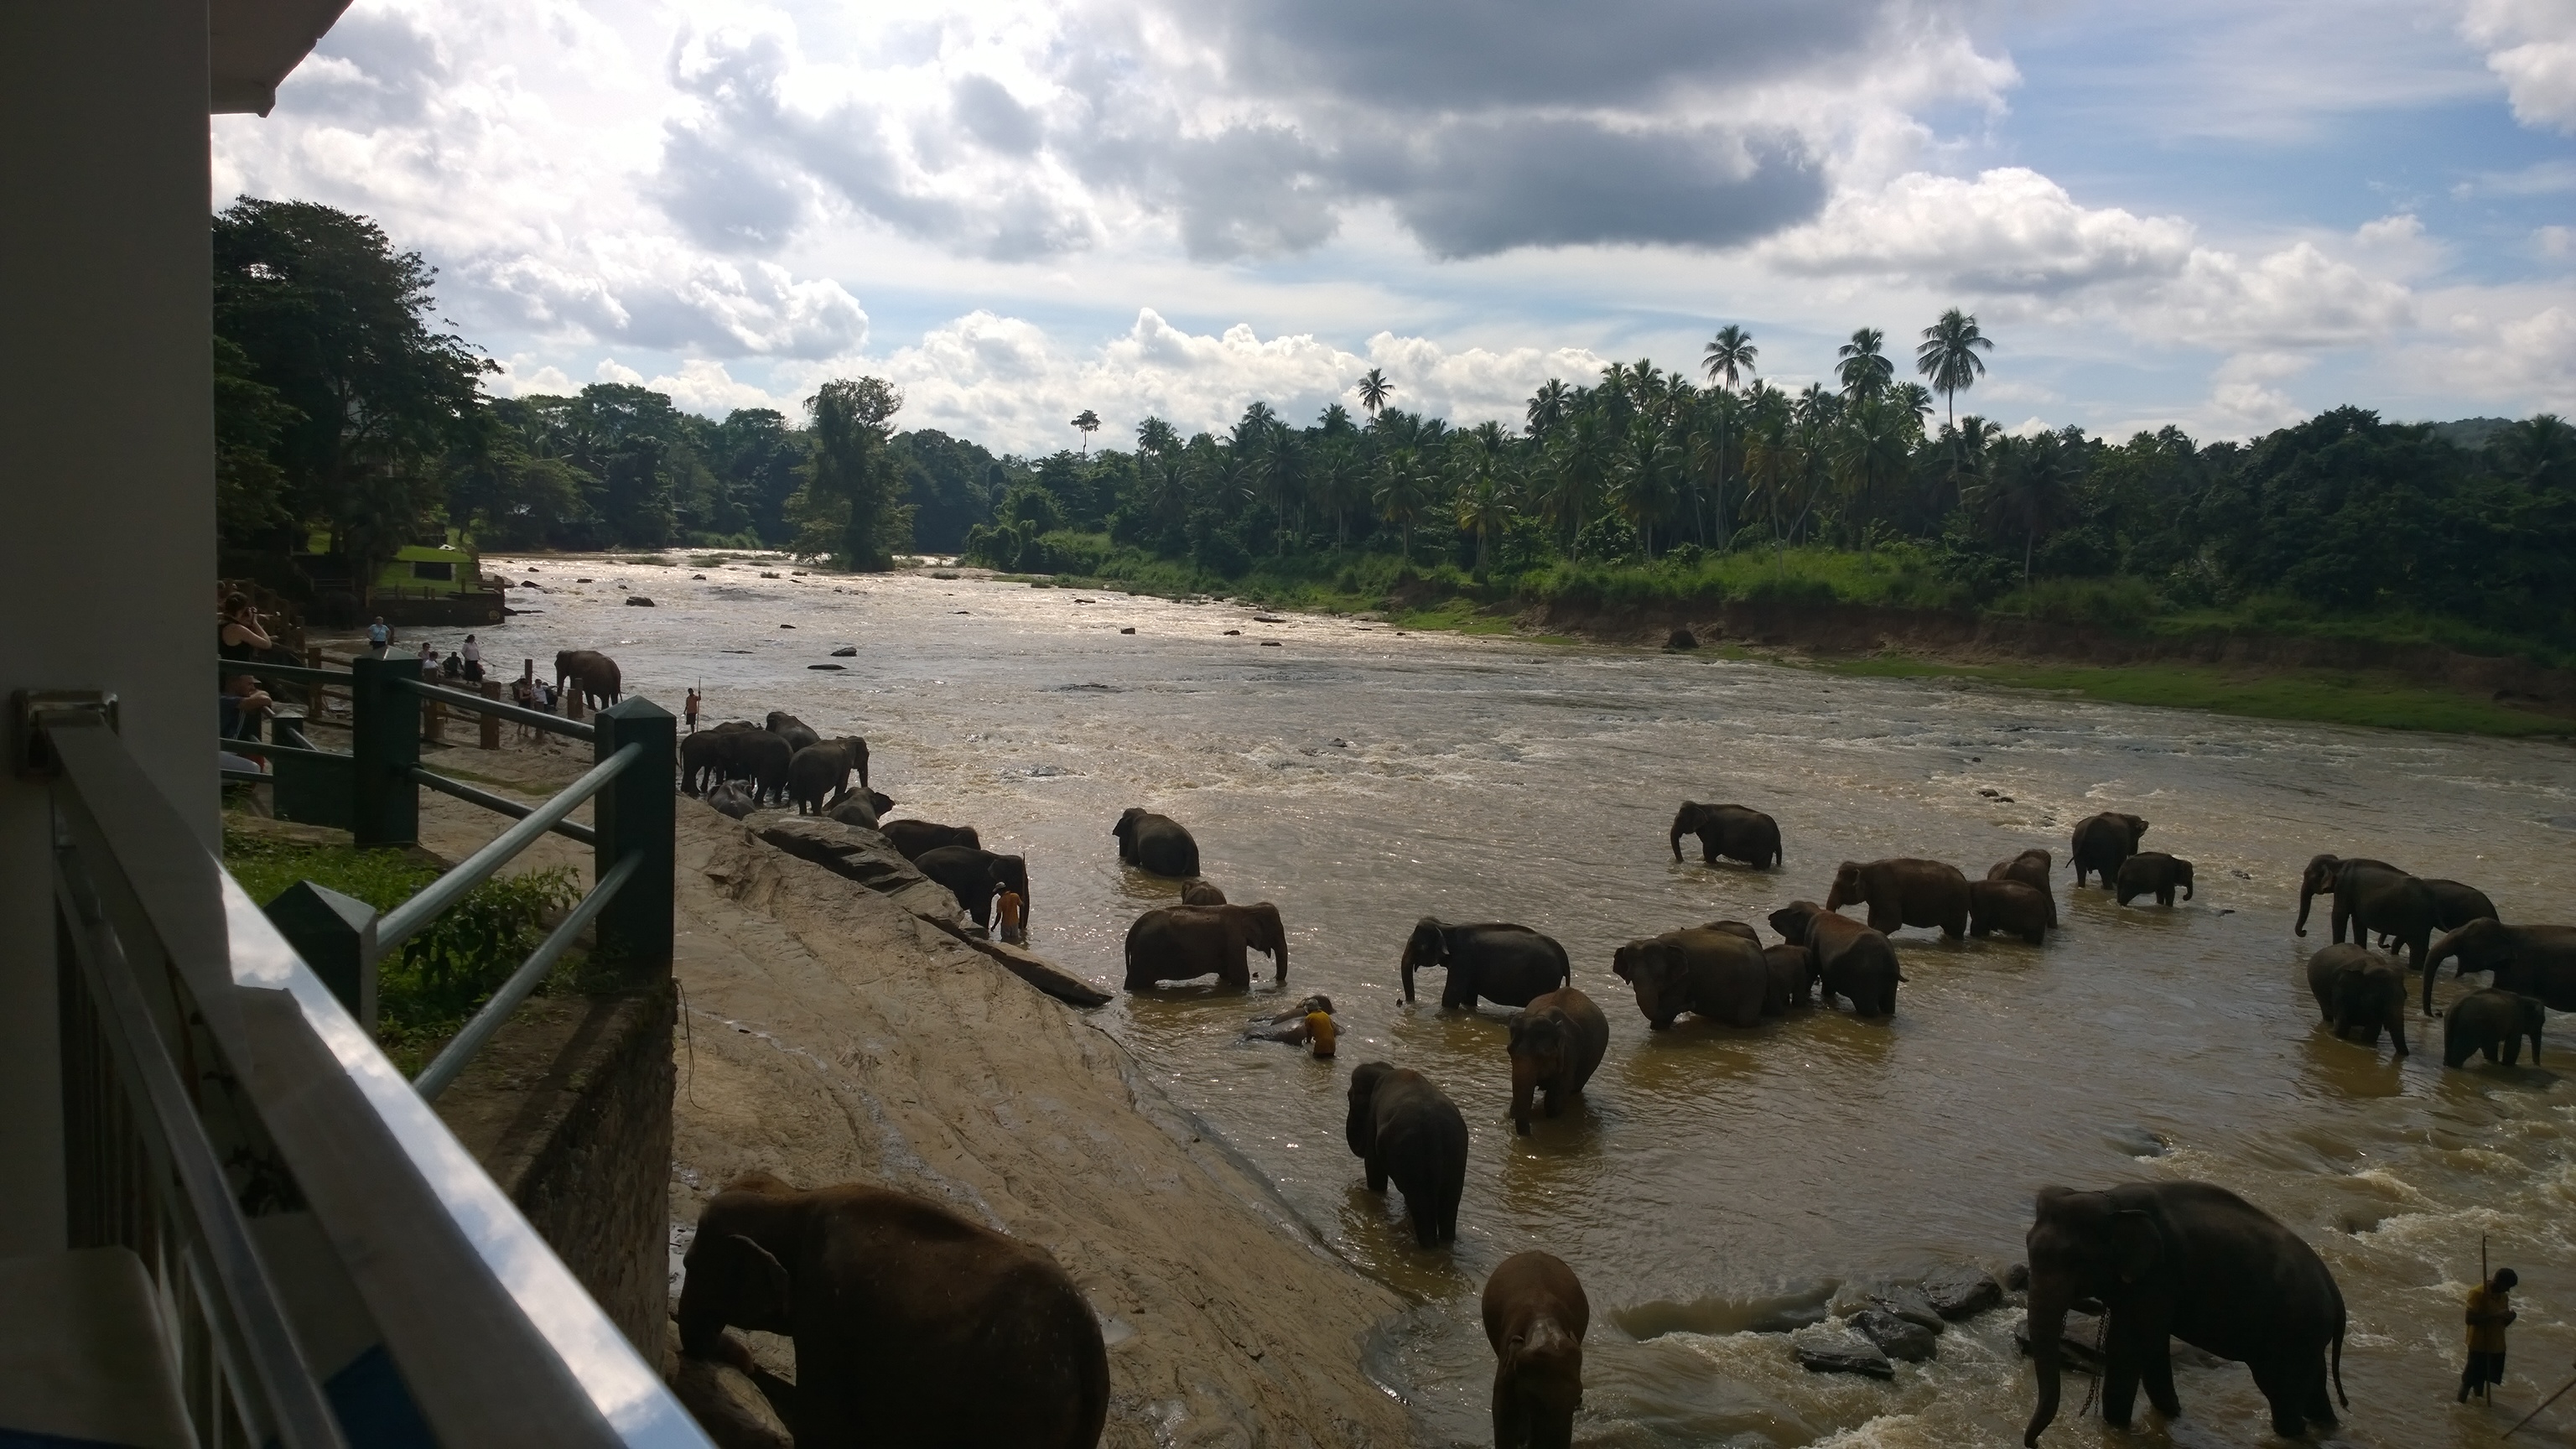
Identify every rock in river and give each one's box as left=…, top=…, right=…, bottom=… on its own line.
left=1794, top=1334, right=1893, bottom=1379
left=626, top=595, right=655, bottom=606
left=830, top=645, right=857, bottom=657
left=1850, top=1306, right=1937, bottom=1363
left=1923, top=1264, right=2003, bottom=1320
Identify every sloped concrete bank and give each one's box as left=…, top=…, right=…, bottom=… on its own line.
left=663, top=802, right=1411, bottom=1446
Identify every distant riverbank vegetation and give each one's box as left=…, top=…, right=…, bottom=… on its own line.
left=215, top=200, right=2573, bottom=673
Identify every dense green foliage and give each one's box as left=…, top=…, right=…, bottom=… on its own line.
left=224, top=828, right=580, bottom=1072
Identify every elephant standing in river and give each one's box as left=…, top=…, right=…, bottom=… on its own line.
left=1506, top=989, right=1608, bottom=1134
left=1762, top=944, right=1815, bottom=1013
left=1123, top=903, right=1286, bottom=989
left=1969, top=880, right=2051, bottom=945
left=675, top=1171, right=1107, bottom=1449
left=2378, top=879, right=2500, bottom=948
left=1611, top=927, right=1768, bottom=1030
left=554, top=650, right=622, bottom=709
left=2070, top=813, right=2148, bottom=887
left=1825, top=858, right=1969, bottom=939
left=880, top=819, right=979, bottom=860
left=2444, top=989, right=2546, bottom=1067
left=1989, top=849, right=2058, bottom=926
left=788, top=737, right=870, bottom=815
left=1769, top=901, right=1901, bottom=1017
left=1668, top=802, right=1782, bottom=869
left=1484, top=1252, right=1588, bottom=1449
left=1401, top=919, right=1571, bottom=1009
left=2116, top=852, right=2194, bottom=908
left=2304, top=944, right=2408, bottom=1057
left=1113, top=808, right=1200, bottom=877
left=2022, top=1181, right=2345, bottom=1445
left=2425, top=918, right=2576, bottom=1015
left=1347, top=1062, right=1468, bottom=1249
left=911, top=847, right=1029, bottom=932
left=2297, top=855, right=2437, bottom=975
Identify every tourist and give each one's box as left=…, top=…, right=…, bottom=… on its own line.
left=461, top=633, right=483, bottom=683
left=997, top=888, right=1026, bottom=945
left=2462, top=1268, right=2517, bottom=1403
left=221, top=673, right=274, bottom=740
left=367, top=615, right=391, bottom=657
left=416, top=641, right=439, bottom=680
left=441, top=651, right=465, bottom=681
left=218, top=593, right=273, bottom=664
left=508, top=666, right=538, bottom=741
left=685, top=688, right=701, bottom=733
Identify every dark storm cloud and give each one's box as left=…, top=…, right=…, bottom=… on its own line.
left=653, top=123, right=808, bottom=252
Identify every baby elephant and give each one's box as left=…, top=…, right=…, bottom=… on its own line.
left=2115, top=851, right=2194, bottom=907
left=2444, top=989, right=2545, bottom=1068
left=1484, top=1251, right=1588, bottom=1449
left=2306, top=943, right=2408, bottom=1057
left=1969, top=879, right=2052, bottom=945
left=1506, top=989, right=1609, bottom=1135
left=1181, top=880, right=1228, bottom=906
left=1987, top=849, right=2059, bottom=926
left=1347, top=1062, right=1468, bottom=1248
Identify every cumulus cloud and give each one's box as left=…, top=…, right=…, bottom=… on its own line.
left=1761, top=169, right=2194, bottom=292
left=2207, top=352, right=2312, bottom=432
left=2464, top=0, right=2576, bottom=132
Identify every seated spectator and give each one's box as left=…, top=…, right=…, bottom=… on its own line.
left=221, top=674, right=274, bottom=740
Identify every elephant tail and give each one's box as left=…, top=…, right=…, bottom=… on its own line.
left=2331, top=1317, right=2347, bottom=1409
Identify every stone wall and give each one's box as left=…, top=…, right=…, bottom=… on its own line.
left=434, top=982, right=674, bottom=1358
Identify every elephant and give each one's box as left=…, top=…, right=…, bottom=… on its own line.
left=765, top=711, right=821, bottom=753
left=731, top=731, right=794, bottom=807
left=1968, top=880, right=2051, bottom=945
left=1112, top=808, right=1200, bottom=877
left=2070, top=813, right=2149, bottom=887
left=1762, top=944, right=1815, bottom=1013
left=2425, top=917, right=2576, bottom=1015
left=553, top=649, right=622, bottom=709
left=1769, top=901, right=1901, bottom=1017
left=2444, top=988, right=2546, bottom=1067
left=2296, top=854, right=2438, bottom=975
left=1401, top=919, right=1571, bottom=1010
left=704, top=781, right=758, bottom=820
left=879, top=818, right=980, bottom=861
left=1667, top=802, right=1783, bottom=869
left=2378, top=879, right=2501, bottom=948
left=788, top=738, right=871, bottom=815
left=2115, top=852, right=2195, bottom=908
left=1123, top=903, right=1287, bottom=989
left=2022, top=1181, right=2345, bottom=1445
left=825, top=790, right=896, bottom=829
left=1610, top=927, right=1768, bottom=1030
left=1506, top=988, right=1608, bottom=1134
left=1483, top=1251, right=1588, bottom=1449
left=1181, top=880, right=1228, bottom=906
left=1988, top=849, right=2058, bottom=926
left=911, top=847, right=1030, bottom=932
left=674, top=1171, right=1107, bottom=1449
left=1825, top=858, right=1969, bottom=939
left=681, top=720, right=757, bottom=795
left=1345, top=1062, right=1468, bottom=1249
left=2303, top=944, right=2408, bottom=1057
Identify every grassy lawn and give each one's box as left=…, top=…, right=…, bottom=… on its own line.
left=1822, top=656, right=2573, bottom=737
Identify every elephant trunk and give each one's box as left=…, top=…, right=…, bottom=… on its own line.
left=2423, top=927, right=2461, bottom=1015
left=2023, top=1285, right=2070, bottom=1447
left=2295, top=880, right=2317, bottom=937
left=1272, top=932, right=1288, bottom=985
left=1669, top=819, right=1687, bottom=862
left=1509, top=1054, right=1538, bottom=1135
left=1400, top=942, right=1424, bottom=1003
left=2182, top=872, right=2194, bottom=901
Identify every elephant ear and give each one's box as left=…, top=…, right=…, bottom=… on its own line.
left=723, top=1233, right=792, bottom=1325
left=2109, top=1210, right=2158, bottom=1283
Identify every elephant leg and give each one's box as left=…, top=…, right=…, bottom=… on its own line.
left=1365, top=1154, right=1388, bottom=1195
left=2141, top=1337, right=2182, bottom=1418
left=2303, top=1353, right=2339, bottom=1426
left=1870, top=904, right=1899, bottom=934
left=2501, top=1036, right=2521, bottom=1066
left=2101, top=1351, right=2142, bottom=1430
left=2251, top=1360, right=2304, bottom=1438
left=2391, top=1013, right=2409, bottom=1057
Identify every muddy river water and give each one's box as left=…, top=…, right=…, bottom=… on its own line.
left=485, top=556, right=2576, bottom=1447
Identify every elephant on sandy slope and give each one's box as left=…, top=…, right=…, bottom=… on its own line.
left=2070, top=813, right=2148, bottom=887
left=788, top=737, right=870, bottom=815
left=686, top=728, right=791, bottom=807
left=2022, top=1181, right=2345, bottom=1445
left=681, top=721, right=754, bottom=795
left=766, top=711, right=821, bottom=752
left=1506, top=988, right=1608, bottom=1134
left=1484, top=1252, right=1588, bottom=1449
left=1826, top=858, right=1969, bottom=939
left=554, top=649, right=622, bottom=709
left=1402, top=920, right=1571, bottom=1010
left=2116, top=852, right=2194, bottom=908
left=2296, top=854, right=2438, bottom=974
left=1770, top=901, right=1901, bottom=1018
left=1611, top=927, right=1768, bottom=1030
left=825, top=790, right=896, bottom=829
left=2303, top=944, right=2408, bottom=1057
left=675, top=1171, right=1107, bottom=1449
left=880, top=819, right=979, bottom=860
left=1124, top=903, right=1287, bottom=989
left=2425, top=918, right=2576, bottom=1015
left=911, top=846, right=1030, bottom=932
left=1347, top=1062, right=1468, bottom=1249
left=2445, top=989, right=2545, bottom=1068
left=1668, top=802, right=1782, bottom=869
left=1114, top=808, right=1200, bottom=877
left=1968, top=880, right=2050, bottom=945
left=1988, top=849, right=2058, bottom=926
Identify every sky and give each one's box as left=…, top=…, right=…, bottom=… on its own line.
left=212, top=0, right=2576, bottom=455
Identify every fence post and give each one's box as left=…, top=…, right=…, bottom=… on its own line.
left=262, top=881, right=377, bottom=1031
left=480, top=680, right=502, bottom=750
left=591, top=698, right=674, bottom=975
left=349, top=656, right=418, bottom=847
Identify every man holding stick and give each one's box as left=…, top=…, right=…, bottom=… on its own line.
left=2462, top=1267, right=2518, bottom=1404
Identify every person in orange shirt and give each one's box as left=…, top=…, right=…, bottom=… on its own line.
left=2461, top=1268, right=2517, bottom=1403
left=996, top=889, right=1026, bottom=944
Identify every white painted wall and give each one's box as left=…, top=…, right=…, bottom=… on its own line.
left=0, top=0, right=216, bottom=1257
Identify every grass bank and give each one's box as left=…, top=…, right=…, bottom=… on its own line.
left=978, top=532, right=2575, bottom=740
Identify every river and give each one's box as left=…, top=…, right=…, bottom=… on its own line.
left=480, top=554, right=2576, bottom=1447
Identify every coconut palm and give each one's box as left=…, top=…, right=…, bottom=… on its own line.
left=1834, top=328, right=1893, bottom=400
left=1525, top=378, right=1572, bottom=439
left=1830, top=394, right=1915, bottom=550
left=1452, top=433, right=1516, bottom=574
left=1968, top=429, right=2081, bottom=587
left=1701, top=324, right=1759, bottom=392
left=1071, top=408, right=1101, bottom=454
left=1542, top=411, right=1614, bottom=559
left=1357, top=367, right=1394, bottom=418
left=1373, top=445, right=1430, bottom=560
left=1613, top=415, right=1682, bottom=558
left=1914, top=309, right=1994, bottom=431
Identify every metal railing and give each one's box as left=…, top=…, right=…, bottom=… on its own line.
left=40, top=704, right=709, bottom=1449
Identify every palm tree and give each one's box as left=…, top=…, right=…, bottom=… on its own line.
left=1969, top=430, right=2081, bottom=587
left=1914, top=309, right=1994, bottom=431
left=1835, top=328, right=1893, bottom=400
left=1613, top=415, right=1681, bottom=558
left=1071, top=408, right=1101, bottom=454
left=1452, top=434, right=1515, bottom=574
left=1830, top=394, right=1914, bottom=550
left=1690, top=388, right=1746, bottom=548
left=1135, top=416, right=1179, bottom=457
left=1544, top=411, right=1614, bottom=559
left=1373, top=446, right=1429, bottom=561
left=1701, top=324, right=1759, bottom=392
left=1357, top=367, right=1394, bottom=418
left=1526, top=378, right=1572, bottom=438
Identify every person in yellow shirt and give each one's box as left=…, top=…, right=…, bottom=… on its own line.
left=2460, top=1268, right=2518, bottom=1403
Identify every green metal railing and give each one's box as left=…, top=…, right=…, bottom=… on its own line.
left=218, top=654, right=673, bottom=1097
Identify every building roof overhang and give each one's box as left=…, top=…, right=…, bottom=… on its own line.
left=210, top=0, right=354, bottom=116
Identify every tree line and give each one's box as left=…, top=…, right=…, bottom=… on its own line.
left=212, top=198, right=2576, bottom=652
